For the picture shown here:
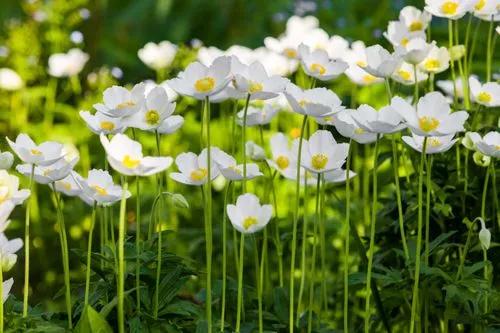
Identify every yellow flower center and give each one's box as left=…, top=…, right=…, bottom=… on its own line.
left=441, top=1, right=459, bottom=15
left=356, top=60, right=367, bottom=68
left=243, top=216, right=258, bottom=230
left=424, top=59, right=441, bottom=71
left=310, top=63, right=326, bottom=75
left=323, top=116, right=333, bottom=123
left=477, top=91, right=492, bottom=103
left=145, top=110, right=160, bottom=125
left=362, top=74, right=376, bottom=84
left=122, top=155, right=140, bottom=169
left=298, top=99, right=309, bottom=107
left=116, top=100, right=136, bottom=110
left=42, top=168, right=52, bottom=176
left=354, top=127, right=366, bottom=134
left=418, top=116, right=440, bottom=132
left=409, top=21, right=423, bottom=32
left=284, top=48, right=298, bottom=58
left=401, top=37, right=409, bottom=47
left=229, top=166, right=242, bottom=175
left=92, top=185, right=108, bottom=196
left=398, top=70, right=412, bottom=81
left=311, top=154, right=328, bottom=170
left=475, top=0, right=486, bottom=10
left=495, top=145, right=500, bottom=150
left=429, top=138, right=442, bottom=147
left=100, top=121, right=115, bottom=131
left=275, top=155, right=290, bottom=170
left=194, top=77, right=215, bottom=93
left=190, top=168, right=208, bottom=181
left=30, top=149, right=42, bottom=156
left=249, top=81, right=263, bottom=94
left=290, top=127, right=301, bottom=139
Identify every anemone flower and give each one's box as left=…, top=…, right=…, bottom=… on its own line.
left=0, top=171, right=30, bottom=206
left=16, top=156, right=79, bottom=185
left=351, top=104, right=406, bottom=134
left=402, top=133, right=458, bottom=154
left=297, top=44, right=348, bottom=81
left=138, top=41, right=177, bottom=71
left=334, top=110, right=379, bottom=144
left=284, top=83, right=345, bottom=118
left=213, top=150, right=262, bottom=181
left=418, top=45, right=450, bottom=74
left=6, top=134, right=65, bottom=166
left=94, top=83, right=146, bottom=118
left=170, top=148, right=221, bottom=186
left=297, top=130, right=349, bottom=174
left=0, top=233, right=22, bottom=272
left=79, top=111, right=127, bottom=135
left=364, top=44, right=402, bottom=78
left=468, top=77, right=500, bottom=107
left=424, top=0, right=475, bottom=20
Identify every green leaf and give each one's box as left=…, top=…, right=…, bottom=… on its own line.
left=74, top=305, right=113, bottom=333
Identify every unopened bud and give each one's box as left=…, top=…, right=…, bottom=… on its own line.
left=473, top=151, right=491, bottom=167
left=449, top=45, right=465, bottom=61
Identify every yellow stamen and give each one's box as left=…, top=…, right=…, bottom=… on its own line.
left=61, top=182, right=72, bottom=191
left=477, top=91, right=492, bottom=103
left=116, top=100, right=136, bottom=110
left=229, top=166, right=242, bottom=175
left=354, top=128, right=366, bottom=134
left=249, top=81, right=263, bottom=94
left=356, top=60, right=367, bottom=68
left=122, top=155, right=140, bottom=169
left=398, top=70, right=412, bottom=81
left=284, top=48, right=298, bottom=58
left=290, top=127, right=301, bottom=139
left=475, top=0, right=486, bottom=11
left=424, top=59, right=441, bottom=71
left=145, top=110, right=160, bottom=125
left=362, top=74, right=376, bottom=84
left=311, top=154, right=328, bottom=170
left=401, top=37, right=409, bottom=47
left=441, top=1, right=459, bottom=15
left=194, top=77, right=215, bottom=93
left=409, top=21, right=423, bottom=32
left=190, top=168, right=208, bottom=181
left=276, top=155, right=290, bottom=170
left=310, top=63, right=326, bottom=75
left=100, top=121, right=115, bottom=131
left=418, top=116, right=440, bottom=132
left=298, top=99, right=309, bottom=107
left=0, top=186, right=8, bottom=202
left=429, top=138, right=442, bottom=147
left=243, top=216, right=258, bottom=230
left=30, top=149, right=42, bottom=156
left=92, top=185, right=108, bottom=196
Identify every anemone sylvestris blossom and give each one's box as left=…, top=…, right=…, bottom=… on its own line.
left=227, top=193, right=272, bottom=234
left=469, top=77, right=500, bottom=107
left=7, top=134, right=65, bottom=166
left=170, top=148, right=221, bottom=186
left=213, top=150, right=263, bottom=181
left=297, top=44, right=348, bottom=81
left=48, top=48, right=89, bottom=78
left=402, top=133, right=458, bottom=154
left=138, top=41, right=177, bottom=70
left=297, top=130, right=349, bottom=174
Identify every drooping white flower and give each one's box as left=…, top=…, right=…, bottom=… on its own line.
left=364, top=45, right=402, bottom=78
left=227, top=193, right=272, bottom=234
left=384, top=21, right=426, bottom=47
left=2, top=278, right=13, bottom=303
left=284, top=82, right=345, bottom=118
left=236, top=103, right=279, bottom=126
left=170, top=148, right=221, bottom=186
left=95, top=83, right=146, bottom=118
left=298, top=44, right=348, bottom=81
left=138, top=41, right=177, bottom=70
left=297, top=130, right=349, bottom=174
left=402, top=133, right=458, bottom=154
left=16, top=156, right=79, bottom=184
left=418, top=45, right=450, bottom=74
left=466, top=131, right=500, bottom=158
left=0, top=233, right=22, bottom=272
left=232, top=59, right=288, bottom=100
left=0, top=68, right=23, bottom=91
left=397, top=38, right=435, bottom=65
left=267, top=132, right=298, bottom=179
left=246, top=141, right=266, bottom=161
left=0, top=152, right=13, bottom=170
left=334, top=110, right=379, bottom=144
left=213, top=150, right=262, bottom=181
left=391, top=92, right=469, bottom=136
left=6, top=134, right=65, bottom=166
left=469, top=77, right=500, bottom=107
left=168, top=56, right=231, bottom=100
left=48, top=48, right=89, bottom=77
left=424, top=0, right=475, bottom=20
left=0, top=171, right=30, bottom=206
left=392, top=62, right=429, bottom=85
left=79, top=111, right=127, bottom=135
left=77, top=169, right=131, bottom=205
left=398, top=6, right=432, bottom=32
left=100, top=134, right=173, bottom=176
left=351, top=104, right=406, bottom=134
left=478, top=218, right=491, bottom=250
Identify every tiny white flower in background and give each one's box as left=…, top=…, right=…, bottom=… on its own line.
left=170, top=148, right=221, bottom=186
left=77, top=169, right=131, bottom=205
left=0, top=68, right=23, bottom=91
left=325, top=35, right=350, bottom=60
left=213, top=150, right=263, bottom=181
left=465, top=131, right=500, bottom=158
left=236, top=104, right=279, bottom=126
left=297, top=130, right=349, bottom=174
left=425, top=0, right=475, bottom=20
left=0, top=201, right=14, bottom=233
left=138, top=41, right=178, bottom=70
left=246, top=141, right=266, bottom=161
left=384, top=21, right=426, bottom=47
left=55, top=171, right=84, bottom=197
left=397, top=38, right=435, bottom=65
left=0, top=151, right=14, bottom=170
left=392, top=62, right=429, bottom=85
left=267, top=132, right=298, bottom=179
left=402, top=133, right=458, bottom=154
left=298, top=44, right=348, bottom=81
left=334, top=110, right=379, bottom=144
left=0, top=171, right=30, bottom=206
left=48, top=48, right=89, bottom=77
left=6, top=134, right=66, bottom=166
left=79, top=111, right=127, bottom=135
left=398, top=6, right=432, bottom=32
left=95, top=83, right=146, bottom=118
left=364, top=44, right=402, bottom=78
left=323, top=168, right=357, bottom=184
left=2, top=278, right=13, bottom=303
left=478, top=218, right=491, bottom=250
left=156, top=115, right=184, bottom=135
left=126, top=86, right=177, bottom=131
left=227, top=193, right=272, bottom=234
left=225, top=45, right=257, bottom=65
left=418, top=45, right=450, bottom=74
left=197, top=46, right=225, bottom=66
left=100, top=134, right=172, bottom=176
left=469, top=77, right=500, bottom=107
left=351, top=104, right=406, bottom=134
left=391, top=92, right=469, bottom=136
left=472, top=0, right=499, bottom=20
left=284, top=83, right=345, bottom=118
left=254, top=48, right=299, bottom=77
left=16, top=156, right=79, bottom=184
left=0, top=233, right=23, bottom=272
left=143, top=80, right=178, bottom=101
left=168, top=56, right=231, bottom=100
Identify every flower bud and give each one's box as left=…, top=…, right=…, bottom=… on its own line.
left=0, top=152, right=13, bottom=170
left=449, top=45, right=465, bottom=61
left=473, top=151, right=491, bottom=167
left=478, top=218, right=491, bottom=250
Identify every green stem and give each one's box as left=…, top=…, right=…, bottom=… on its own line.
left=319, top=171, right=327, bottom=315
left=220, top=182, right=231, bottom=332
left=455, top=224, right=473, bottom=281
left=307, top=175, right=321, bottom=333
left=204, top=96, right=213, bottom=332
left=425, top=156, right=433, bottom=265
left=153, top=205, right=162, bottom=319
left=409, top=137, right=428, bottom=333
left=297, top=172, right=309, bottom=321
left=268, top=167, right=283, bottom=287
left=455, top=21, right=470, bottom=110
left=135, top=176, right=141, bottom=313
left=258, top=228, right=267, bottom=333
left=84, top=203, right=97, bottom=306
left=153, top=130, right=164, bottom=319
left=448, top=20, right=458, bottom=109
left=344, top=140, right=352, bottom=332
left=22, top=165, right=35, bottom=317
left=364, top=134, right=380, bottom=333
left=483, top=248, right=489, bottom=313
left=242, top=93, right=251, bottom=191
left=117, top=180, right=128, bottom=333
left=481, top=164, right=490, bottom=221
left=235, top=233, right=245, bottom=333
left=413, top=65, right=419, bottom=104
left=392, top=137, right=409, bottom=260
left=486, top=17, right=493, bottom=81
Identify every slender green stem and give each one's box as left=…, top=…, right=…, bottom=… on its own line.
left=289, top=115, right=309, bottom=333
left=364, top=134, right=380, bottom=333
left=242, top=93, right=251, bottom=192
left=481, top=164, right=491, bottom=221
left=220, top=182, right=231, bottom=332
left=413, top=65, right=419, bottom=104
left=486, top=17, right=493, bottom=81
left=117, top=180, right=128, bottom=333
left=392, top=137, right=409, bottom=260
left=267, top=167, right=283, bottom=287
left=424, top=156, right=433, bottom=265
left=483, top=248, right=489, bottom=313
left=455, top=224, right=473, bottom=281
left=235, top=233, right=245, bottom=333
left=84, top=203, right=97, bottom=306
left=448, top=20, right=458, bottom=109
left=135, top=176, right=141, bottom=313
left=455, top=21, right=470, bottom=110
left=319, top=174, right=327, bottom=315
left=0, top=257, right=3, bottom=333
left=344, top=140, right=352, bottom=333
left=204, top=96, right=213, bottom=332
left=307, top=175, right=321, bottom=333
left=22, top=165, right=35, bottom=317
left=153, top=130, right=164, bottom=319
left=297, top=173, right=309, bottom=321
left=153, top=205, right=162, bottom=319
left=409, top=137, right=428, bottom=333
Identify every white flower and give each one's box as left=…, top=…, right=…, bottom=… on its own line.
left=334, top=110, right=379, bottom=144
left=227, top=193, right=272, bottom=234
left=55, top=171, right=84, bottom=197
left=157, top=115, right=184, bottom=135
left=0, top=152, right=14, bottom=170
left=364, top=45, right=402, bottom=78
left=2, top=278, right=13, bottom=303
left=472, top=0, right=499, bottom=20
left=284, top=82, right=345, bottom=117
left=267, top=132, right=298, bottom=179
left=298, top=130, right=349, bottom=174
left=399, top=6, right=432, bottom=32
left=236, top=104, right=279, bottom=126
left=6, top=134, right=65, bottom=166
left=197, top=46, right=225, bottom=66
left=345, top=65, right=384, bottom=86
left=343, top=41, right=369, bottom=66
left=77, top=169, right=131, bottom=205
left=469, top=77, right=500, bottom=107
left=466, top=131, right=500, bottom=158
left=0, top=201, right=14, bottom=233
left=100, top=134, right=173, bottom=176
left=0, top=68, right=23, bottom=91
left=325, top=35, right=350, bottom=60
left=16, top=156, right=79, bottom=184
left=418, top=45, right=450, bottom=73
left=424, top=0, right=475, bottom=20
left=138, top=41, right=177, bottom=70
left=168, top=56, right=231, bottom=100
left=478, top=218, right=491, bottom=250
left=170, top=148, right=221, bottom=186
left=254, top=48, right=298, bottom=77
left=402, top=133, right=458, bottom=153
left=323, top=168, right=357, bottom=184
left=48, top=48, right=89, bottom=77
left=143, top=80, right=178, bottom=101
left=95, top=83, right=146, bottom=118
left=384, top=21, right=426, bottom=47
left=437, top=76, right=468, bottom=99
left=232, top=59, right=288, bottom=100
left=213, top=150, right=262, bottom=181
left=0, top=171, right=30, bottom=205
left=391, top=92, right=469, bottom=136
left=0, top=233, right=22, bottom=272
left=246, top=141, right=266, bottom=161
left=392, top=62, right=429, bottom=85
left=397, top=38, right=434, bottom=65
left=125, top=86, right=176, bottom=131
left=79, top=111, right=127, bottom=135
left=298, top=44, right=348, bottom=81
left=351, top=104, right=406, bottom=134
